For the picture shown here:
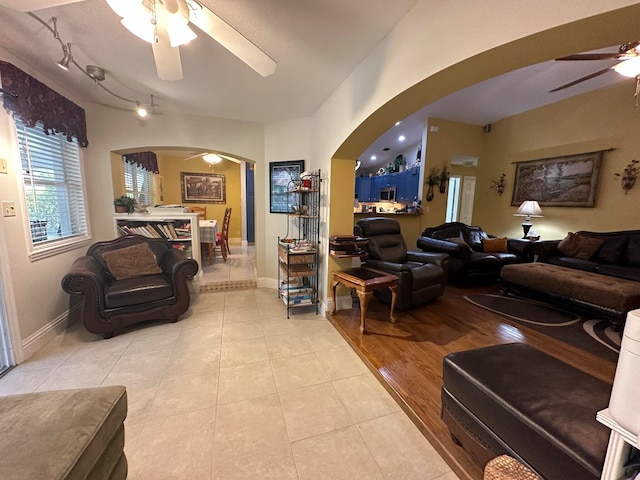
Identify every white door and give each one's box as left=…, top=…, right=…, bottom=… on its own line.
left=446, top=176, right=461, bottom=222
left=459, top=176, right=476, bottom=225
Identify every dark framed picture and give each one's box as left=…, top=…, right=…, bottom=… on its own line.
left=180, top=172, right=226, bottom=204
left=511, top=151, right=603, bottom=207
left=270, top=160, right=304, bottom=213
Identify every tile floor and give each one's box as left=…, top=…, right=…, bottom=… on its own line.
left=200, top=244, right=257, bottom=290
left=0, top=288, right=459, bottom=480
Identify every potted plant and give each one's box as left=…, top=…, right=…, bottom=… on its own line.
left=426, top=168, right=440, bottom=201
left=114, top=195, right=136, bottom=213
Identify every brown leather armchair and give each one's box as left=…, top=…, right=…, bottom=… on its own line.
left=61, top=235, right=199, bottom=338
left=355, top=217, right=448, bottom=310
left=417, top=222, right=531, bottom=284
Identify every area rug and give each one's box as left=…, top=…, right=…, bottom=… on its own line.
left=464, top=293, right=621, bottom=362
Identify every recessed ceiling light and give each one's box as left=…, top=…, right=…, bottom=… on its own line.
left=370, top=155, right=377, bottom=160
left=398, top=135, right=406, bottom=142
left=395, top=121, right=401, bottom=126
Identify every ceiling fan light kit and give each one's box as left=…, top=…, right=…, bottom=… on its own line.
left=105, top=0, right=277, bottom=81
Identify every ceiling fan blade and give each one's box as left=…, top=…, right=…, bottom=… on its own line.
left=0, top=0, right=84, bottom=11
left=187, top=1, right=276, bottom=77
left=548, top=67, right=612, bottom=93
left=152, top=5, right=183, bottom=81
left=555, top=53, right=625, bottom=61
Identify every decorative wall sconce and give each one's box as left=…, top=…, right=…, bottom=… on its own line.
left=439, top=167, right=449, bottom=194
left=426, top=168, right=440, bottom=202
left=614, top=160, right=639, bottom=193
left=490, top=173, right=506, bottom=195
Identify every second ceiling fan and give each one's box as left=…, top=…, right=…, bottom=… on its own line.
left=549, top=41, right=640, bottom=92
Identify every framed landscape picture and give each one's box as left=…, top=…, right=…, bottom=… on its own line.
left=269, top=160, right=304, bottom=213
left=511, top=151, right=603, bottom=207
left=180, top=172, right=226, bottom=204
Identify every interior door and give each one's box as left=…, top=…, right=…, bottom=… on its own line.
left=459, top=176, right=476, bottom=225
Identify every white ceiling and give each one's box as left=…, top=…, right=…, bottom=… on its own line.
left=0, top=1, right=634, bottom=169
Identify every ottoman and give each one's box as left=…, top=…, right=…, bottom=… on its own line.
left=0, top=385, right=127, bottom=479
left=441, top=343, right=611, bottom=479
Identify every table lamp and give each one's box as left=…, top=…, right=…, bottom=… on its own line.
left=513, top=200, right=543, bottom=238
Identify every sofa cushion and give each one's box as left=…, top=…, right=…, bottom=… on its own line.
left=595, top=236, right=628, bottom=264
left=105, top=274, right=173, bottom=309
left=483, top=237, right=508, bottom=253
left=625, top=235, right=640, bottom=266
left=549, top=256, right=600, bottom=272
left=102, top=242, right=163, bottom=280
left=462, top=227, right=487, bottom=252
left=557, top=232, right=603, bottom=260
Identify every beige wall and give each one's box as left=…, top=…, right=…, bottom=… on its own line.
left=157, top=155, right=243, bottom=240
left=473, top=81, right=640, bottom=240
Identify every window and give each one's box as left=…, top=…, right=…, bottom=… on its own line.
left=123, top=159, right=155, bottom=205
left=15, top=117, right=88, bottom=249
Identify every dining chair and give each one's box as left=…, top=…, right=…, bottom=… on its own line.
left=216, top=207, right=231, bottom=261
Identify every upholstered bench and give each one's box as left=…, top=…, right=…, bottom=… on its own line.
left=0, top=385, right=127, bottom=479
left=501, top=262, right=640, bottom=330
left=441, top=343, right=611, bottom=479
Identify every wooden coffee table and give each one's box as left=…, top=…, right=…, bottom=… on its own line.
left=330, top=267, right=398, bottom=334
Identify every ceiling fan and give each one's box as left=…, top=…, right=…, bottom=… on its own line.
left=0, top=0, right=277, bottom=82
left=182, top=152, right=239, bottom=164
left=549, top=41, right=640, bottom=92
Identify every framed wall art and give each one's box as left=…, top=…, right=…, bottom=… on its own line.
left=269, top=160, right=304, bottom=213
left=180, top=172, right=226, bottom=204
left=511, top=151, right=604, bottom=207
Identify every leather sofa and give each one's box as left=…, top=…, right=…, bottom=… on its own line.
left=442, top=343, right=611, bottom=480
left=355, top=217, right=448, bottom=310
left=62, top=235, right=199, bottom=338
left=416, top=222, right=532, bottom=284
left=533, top=229, right=640, bottom=281
left=500, top=230, right=640, bottom=330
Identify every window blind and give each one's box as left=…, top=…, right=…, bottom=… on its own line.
left=123, top=159, right=155, bottom=205
left=15, top=117, right=87, bottom=245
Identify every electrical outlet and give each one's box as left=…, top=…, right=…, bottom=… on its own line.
left=2, top=201, right=16, bottom=217
left=0, top=158, right=7, bottom=174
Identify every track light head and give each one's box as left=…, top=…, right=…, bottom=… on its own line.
left=57, top=43, right=72, bottom=70
left=136, top=102, right=148, bottom=117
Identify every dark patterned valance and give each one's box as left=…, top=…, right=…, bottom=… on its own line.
left=0, top=61, right=88, bottom=147
left=123, top=151, right=159, bottom=173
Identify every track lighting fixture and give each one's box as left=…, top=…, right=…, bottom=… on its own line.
left=57, top=43, right=72, bottom=70
left=29, top=13, right=155, bottom=118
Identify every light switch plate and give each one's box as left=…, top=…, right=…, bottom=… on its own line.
left=2, top=201, right=16, bottom=217
left=0, top=158, right=7, bottom=174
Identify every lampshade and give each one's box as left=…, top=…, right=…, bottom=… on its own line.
left=203, top=154, right=222, bottom=164
left=513, top=200, right=543, bottom=218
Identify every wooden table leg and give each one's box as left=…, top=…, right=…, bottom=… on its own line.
left=331, top=278, right=340, bottom=315
left=356, top=290, right=372, bottom=334
left=207, top=243, right=214, bottom=265
left=388, top=284, right=398, bottom=323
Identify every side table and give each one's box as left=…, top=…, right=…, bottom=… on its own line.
left=597, top=408, right=639, bottom=479
left=330, top=267, right=398, bottom=334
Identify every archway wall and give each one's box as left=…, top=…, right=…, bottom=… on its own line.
left=309, top=1, right=640, bottom=302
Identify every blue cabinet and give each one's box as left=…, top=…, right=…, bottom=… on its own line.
left=359, top=176, right=372, bottom=201
left=370, top=176, right=383, bottom=201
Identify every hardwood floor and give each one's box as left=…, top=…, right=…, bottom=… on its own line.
left=327, top=283, right=617, bottom=480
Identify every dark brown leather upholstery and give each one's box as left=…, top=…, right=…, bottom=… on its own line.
left=62, top=235, right=198, bottom=338
left=355, top=217, right=448, bottom=310
left=442, top=343, right=611, bottom=480
left=417, top=222, right=531, bottom=284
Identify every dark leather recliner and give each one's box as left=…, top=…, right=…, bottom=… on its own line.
left=61, top=235, right=199, bottom=338
left=355, top=217, right=448, bottom=310
left=417, top=222, right=531, bottom=285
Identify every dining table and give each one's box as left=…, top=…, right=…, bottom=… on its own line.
left=199, top=219, right=218, bottom=265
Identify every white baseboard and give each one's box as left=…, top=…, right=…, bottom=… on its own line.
left=21, top=305, right=78, bottom=362
left=260, top=277, right=279, bottom=289
left=325, top=295, right=352, bottom=314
